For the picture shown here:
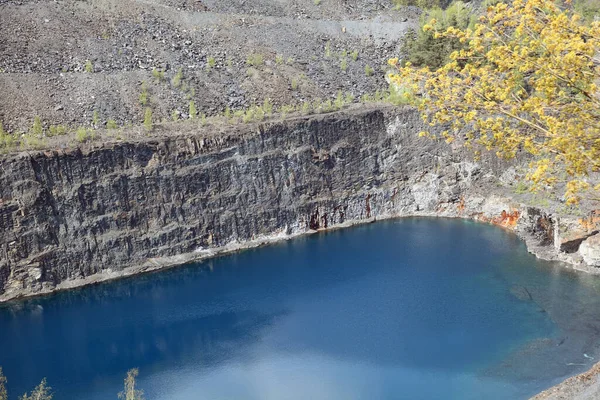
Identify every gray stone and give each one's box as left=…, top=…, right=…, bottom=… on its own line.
left=580, top=234, right=600, bottom=267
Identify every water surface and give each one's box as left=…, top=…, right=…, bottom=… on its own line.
left=2, top=218, right=600, bottom=399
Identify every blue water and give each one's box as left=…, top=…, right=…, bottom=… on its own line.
left=2, top=218, right=600, bottom=399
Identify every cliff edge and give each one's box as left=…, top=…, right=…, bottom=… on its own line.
left=0, top=105, right=598, bottom=302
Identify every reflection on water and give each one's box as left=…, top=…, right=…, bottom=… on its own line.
left=2, top=218, right=600, bottom=399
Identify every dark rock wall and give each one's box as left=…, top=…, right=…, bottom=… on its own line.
left=0, top=106, right=595, bottom=300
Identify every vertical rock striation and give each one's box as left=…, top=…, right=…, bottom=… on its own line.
left=0, top=106, right=597, bottom=301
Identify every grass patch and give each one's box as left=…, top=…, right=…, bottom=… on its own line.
left=246, top=53, right=264, bottom=67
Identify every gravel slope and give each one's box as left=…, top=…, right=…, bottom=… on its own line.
left=0, top=0, right=419, bottom=131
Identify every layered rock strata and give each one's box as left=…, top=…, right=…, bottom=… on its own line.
left=0, top=105, right=598, bottom=301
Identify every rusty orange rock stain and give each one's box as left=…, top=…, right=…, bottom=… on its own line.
left=473, top=209, right=520, bottom=230
left=457, top=197, right=465, bottom=214
left=578, top=210, right=600, bottom=233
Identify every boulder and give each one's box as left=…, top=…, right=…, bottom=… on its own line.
left=580, top=233, right=600, bottom=267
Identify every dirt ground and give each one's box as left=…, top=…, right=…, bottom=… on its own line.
left=0, top=0, right=419, bottom=132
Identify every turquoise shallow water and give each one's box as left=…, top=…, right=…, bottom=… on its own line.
left=2, top=218, right=600, bottom=399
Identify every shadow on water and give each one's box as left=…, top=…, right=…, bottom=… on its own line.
left=1, top=218, right=600, bottom=399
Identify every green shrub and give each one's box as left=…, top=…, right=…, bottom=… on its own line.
left=84, top=60, right=93, bottom=73
left=106, top=119, right=118, bottom=129
left=22, top=134, right=45, bottom=149
left=314, top=0, right=321, bottom=4
left=279, top=104, right=296, bottom=118
left=574, top=0, right=600, bottom=21
left=392, top=0, right=446, bottom=8
left=340, top=58, right=348, bottom=71
left=48, top=125, right=68, bottom=136
left=152, top=68, right=165, bottom=82
left=514, top=181, right=530, bottom=194
left=246, top=53, right=264, bottom=67
left=401, top=1, right=474, bottom=69
left=301, top=101, right=312, bottom=115
left=31, top=116, right=43, bottom=136
left=365, top=65, right=375, bottom=76
left=76, top=127, right=89, bottom=143
left=351, top=50, right=359, bottom=61
left=189, top=101, right=197, bottom=119
left=0, top=122, right=15, bottom=150
left=262, top=98, right=273, bottom=116
left=92, top=110, right=100, bottom=128
left=206, top=57, right=216, bottom=71
left=276, top=55, right=284, bottom=65
left=291, top=78, right=299, bottom=90
left=172, top=68, right=183, bottom=88
left=144, top=108, right=153, bottom=131
left=387, top=84, right=415, bottom=105
left=139, top=81, right=149, bottom=106
left=324, top=42, right=332, bottom=58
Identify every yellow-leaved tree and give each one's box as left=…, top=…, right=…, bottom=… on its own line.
left=388, top=0, right=600, bottom=204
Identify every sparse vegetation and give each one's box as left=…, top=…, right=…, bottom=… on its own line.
left=139, top=81, right=149, bottom=106
left=21, top=134, right=46, bottom=150
left=31, top=116, right=43, bottom=136
left=0, top=122, right=14, bottom=151
left=275, top=54, right=284, bottom=65
left=514, top=181, right=530, bottom=194
left=84, top=59, right=93, bottom=73
left=206, top=57, right=216, bottom=71
left=189, top=101, right=197, bottom=119
left=118, top=369, right=144, bottom=400
left=314, top=0, right=322, bottom=5
left=400, top=1, right=474, bottom=69
left=106, top=119, right=118, bottom=129
left=340, top=58, right=348, bottom=71
left=324, top=41, right=332, bottom=58
left=0, top=368, right=6, bottom=400
left=291, top=77, right=299, bottom=90
left=48, top=125, right=68, bottom=136
left=152, top=68, right=165, bottom=82
left=301, top=101, right=312, bottom=115
left=19, top=378, right=52, bottom=400
left=350, top=50, right=359, bottom=61
left=246, top=53, right=264, bottom=67
left=574, top=0, right=600, bottom=21
left=392, top=0, right=445, bottom=8
left=92, top=110, right=100, bottom=128
left=172, top=68, right=183, bottom=88
left=262, top=98, right=273, bottom=115
left=0, top=367, right=145, bottom=400
left=364, top=64, right=375, bottom=76
left=76, top=127, right=89, bottom=143
left=144, top=108, right=153, bottom=131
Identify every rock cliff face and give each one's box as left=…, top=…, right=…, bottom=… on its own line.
left=0, top=105, right=598, bottom=301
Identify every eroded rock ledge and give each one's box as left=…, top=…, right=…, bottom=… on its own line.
left=0, top=105, right=598, bottom=302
